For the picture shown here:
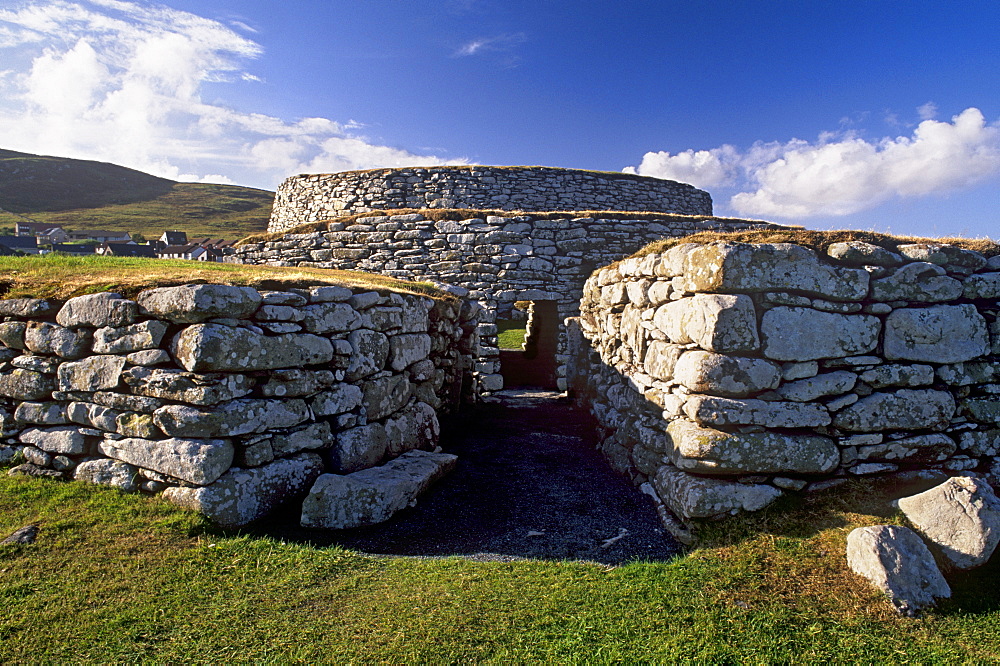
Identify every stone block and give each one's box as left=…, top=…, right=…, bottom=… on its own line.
left=897, top=477, right=1000, bottom=570
left=667, top=420, right=839, bottom=474
left=0, top=369, right=54, bottom=401
left=673, top=350, right=781, bottom=397
left=92, top=320, right=169, bottom=354
left=884, top=305, right=989, bottom=363
left=172, top=324, right=334, bottom=372
left=153, top=399, right=310, bottom=438
left=362, top=375, right=412, bottom=421
left=642, top=341, right=684, bottom=382
left=870, top=262, right=963, bottom=302
left=777, top=371, right=857, bottom=401
left=327, top=423, right=388, bottom=473
left=760, top=307, right=880, bottom=361
left=24, top=321, right=90, bottom=359
left=19, top=426, right=89, bottom=454
left=833, top=389, right=955, bottom=431
left=163, top=453, right=324, bottom=527
left=56, top=293, right=139, bottom=329
left=856, top=433, right=956, bottom=463
left=682, top=395, right=831, bottom=428
left=300, top=302, right=362, bottom=334
left=271, top=421, right=335, bottom=456
left=301, top=450, right=458, bottom=529
left=311, top=384, right=364, bottom=416
left=123, top=366, right=254, bottom=405
left=73, top=459, right=140, bottom=492
left=846, top=525, right=950, bottom=616
left=653, top=464, right=782, bottom=519
left=388, top=333, right=432, bottom=371
left=57, top=355, right=127, bottom=392
left=136, top=284, right=262, bottom=323
left=99, top=437, right=234, bottom=486
left=345, top=329, right=390, bottom=380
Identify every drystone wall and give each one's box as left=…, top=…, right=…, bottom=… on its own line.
left=572, top=240, right=1000, bottom=527
left=268, top=166, right=714, bottom=233
left=0, top=285, right=476, bottom=527
left=232, top=212, right=782, bottom=393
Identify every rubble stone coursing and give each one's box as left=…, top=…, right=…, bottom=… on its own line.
left=570, top=240, right=1000, bottom=524
left=232, top=212, right=782, bottom=393
left=268, top=166, right=714, bottom=234
left=0, top=285, right=476, bottom=526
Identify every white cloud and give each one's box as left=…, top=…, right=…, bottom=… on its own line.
left=918, top=101, right=938, bottom=120
left=454, top=32, right=526, bottom=57
left=627, top=107, right=1000, bottom=219
left=0, top=0, right=466, bottom=188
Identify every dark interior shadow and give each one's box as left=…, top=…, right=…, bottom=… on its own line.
left=240, top=396, right=682, bottom=566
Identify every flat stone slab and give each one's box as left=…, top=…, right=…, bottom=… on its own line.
left=846, top=524, right=951, bottom=617
left=99, top=437, right=234, bottom=486
left=883, top=304, right=989, bottom=363
left=653, top=464, right=782, bottom=520
left=163, top=453, right=323, bottom=528
left=173, top=323, right=334, bottom=372
left=301, top=450, right=458, bottom=529
left=760, top=307, right=880, bottom=361
left=136, top=284, right=262, bottom=323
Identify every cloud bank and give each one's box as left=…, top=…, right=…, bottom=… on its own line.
left=0, top=0, right=466, bottom=189
left=626, top=107, right=1000, bottom=218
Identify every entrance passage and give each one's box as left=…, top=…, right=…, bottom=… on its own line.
left=498, top=301, right=559, bottom=389
left=248, top=392, right=680, bottom=565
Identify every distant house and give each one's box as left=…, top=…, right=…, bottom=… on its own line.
left=0, top=235, right=41, bottom=254
left=96, top=242, right=157, bottom=258
left=65, top=229, right=132, bottom=243
left=15, top=221, right=66, bottom=240
left=158, top=230, right=188, bottom=246
left=49, top=243, right=97, bottom=255
left=157, top=243, right=218, bottom=261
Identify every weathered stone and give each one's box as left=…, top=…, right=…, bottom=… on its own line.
left=781, top=361, right=819, bottom=381
left=10, top=355, right=59, bottom=373
left=300, top=302, right=362, bottom=334
left=123, top=367, right=253, bottom=405
left=311, top=384, right=364, bottom=416
left=172, top=324, right=334, bottom=372
left=859, top=364, right=935, bottom=389
left=91, top=391, right=166, bottom=414
left=936, top=362, right=998, bottom=386
left=846, top=525, right=950, bottom=616
left=309, top=285, right=353, bottom=302
left=66, top=401, right=121, bottom=431
left=897, top=243, right=987, bottom=272
left=24, top=321, right=90, bottom=358
left=56, top=293, right=138, bottom=329
left=115, top=412, right=163, bottom=439
left=362, top=375, right=412, bottom=421
left=383, top=402, right=439, bottom=455
left=73, top=459, right=140, bottom=492
left=827, top=241, right=902, bottom=267
left=958, top=429, right=1000, bottom=456
left=856, top=434, right=956, bottom=463
left=327, top=423, right=388, bottom=473
left=870, top=262, right=963, bottom=302
left=236, top=436, right=275, bottom=467
left=960, top=398, right=1000, bottom=425
left=679, top=293, right=759, bottom=352
left=92, top=320, right=169, bottom=354
left=57, top=355, right=126, bottom=392
left=833, top=390, right=955, bottom=431
left=963, top=272, right=1000, bottom=300
left=897, top=477, right=1000, bottom=570
left=0, top=321, right=27, bottom=349
left=99, top=437, right=234, bottom=486
left=682, top=395, right=831, bottom=428
left=125, top=349, right=172, bottom=366
left=153, top=399, right=310, bottom=438
left=301, top=450, right=458, bottom=529
left=642, top=341, right=684, bottom=382
left=259, top=369, right=336, bottom=397
left=673, top=351, right=780, bottom=397
left=136, top=284, right=262, bottom=323
left=667, top=420, right=839, bottom=474
left=680, top=242, right=869, bottom=301
left=163, top=453, right=323, bottom=527
left=883, top=305, right=988, bottom=363
left=271, top=422, right=334, bottom=456
left=18, top=426, right=89, bottom=454
left=14, top=402, right=67, bottom=425
left=345, top=329, right=390, bottom=380
left=778, top=371, right=857, bottom=401
left=0, top=298, right=53, bottom=317
left=653, top=465, right=782, bottom=519
left=388, top=333, right=432, bottom=372
left=760, top=308, right=880, bottom=361
left=8, top=463, right=63, bottom=479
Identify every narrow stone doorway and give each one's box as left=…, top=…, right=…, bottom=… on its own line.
left=498, top=301, right=559, bottom=389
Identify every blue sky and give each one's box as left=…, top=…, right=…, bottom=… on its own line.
left=0, top=0, right=998, bottom=238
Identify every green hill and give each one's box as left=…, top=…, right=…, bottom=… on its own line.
left=0, top=149, right=273, bottom=241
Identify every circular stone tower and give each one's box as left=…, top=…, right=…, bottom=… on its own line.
left=268, top=165, right=713, bottom=233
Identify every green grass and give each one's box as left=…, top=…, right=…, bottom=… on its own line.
left=1, top=472, right=998, bottom=661
left=497, top=320, right=528, bottom=349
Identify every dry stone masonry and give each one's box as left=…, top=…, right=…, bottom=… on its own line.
left=572, top=239, right=1000, bottom=528
left=268, top=166, right=714, bottom=234
left=0, top=285, right=476, bottom=527
left=233, top=211, right=781, bottom=394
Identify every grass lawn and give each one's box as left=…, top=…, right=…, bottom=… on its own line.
left=497, top=320, right=528, bottom=350
left=1, top=471, right=998, bottom=662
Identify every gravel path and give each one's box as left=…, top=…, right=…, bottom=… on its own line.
left=249, top=391, right=682, bottom=566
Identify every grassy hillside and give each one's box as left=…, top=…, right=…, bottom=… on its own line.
left=0, top=149, right=273, bottom=240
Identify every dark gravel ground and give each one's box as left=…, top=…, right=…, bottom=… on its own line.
left=247, top=391, right=682, bottom=566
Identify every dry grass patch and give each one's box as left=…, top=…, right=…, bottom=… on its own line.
left=0, top=254, right=450, bottom=301
left=629, top=228, right=1000, bottom=260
